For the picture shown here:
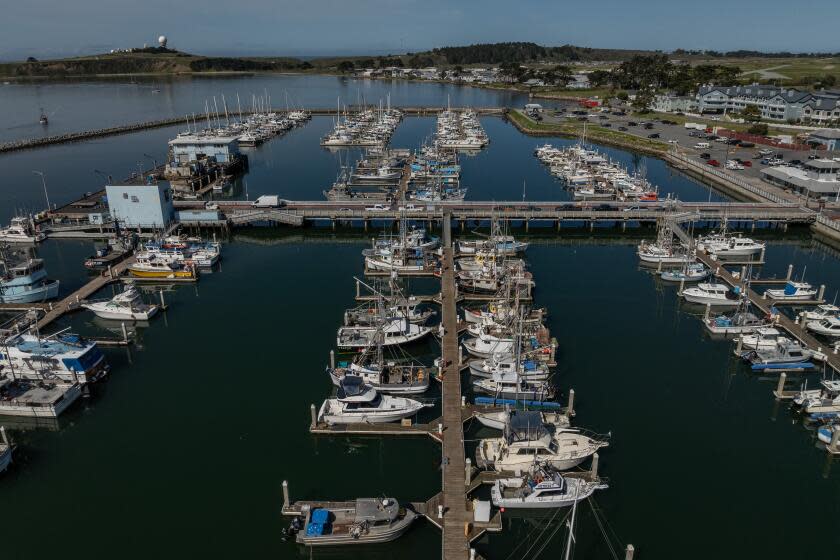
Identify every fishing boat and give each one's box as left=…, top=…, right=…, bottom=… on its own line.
left=741, top=339, right=817, bottom=369
left=328, top=362, right=430, bottom=395
left=680, top=283, right=741, bottom=306
left=469, top=355, right=550, bottom=381
left=463, top=331, right=515, bottom=359
left=2, top=332, right=109, bottom=383
left=805, top=316, right=840, bottom=337
left=765, top=281, right=817, bottom=302
left=793, top=380, right=840, bottom=414
left=293, top=498, right=417, bottom=546
left=316, top=376, right=429, bottom=425
left=128, top=254, right=197, bottom=280
left=476, top=413, right=608, bottom=472
left=0, top=377, right=82, bottom=418
left=82, top=284, right=158, bottom=321
left=472, top=370, right=554, bottom=401
left=738, top=327, right=787, bottom=351
left=457, top=236, right=529, bottom=256
left=490, top=464, right=607, bottom=509
left=660, top=263, right=709, bottom=282
left=337, top=317, right=431, bottom=349
left=699, top=235, right=765, bottom=257
left=473, top=407, right=570, bottom=431
left=0, top=258, right=60, bottom=303
left=344, top=298, right=434, bottom=326
left=800, top=304, right=840, bottom=321
left=0, top=217, right=45, bottom=243
left=637, top=242, right=691, bottom=265
left=705, top=311, right=767, bottom=335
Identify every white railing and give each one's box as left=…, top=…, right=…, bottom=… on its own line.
left=816, top=213, right=840, bottom=233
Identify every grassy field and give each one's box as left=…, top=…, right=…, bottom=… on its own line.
left=686, top=56, right=840, bottom=85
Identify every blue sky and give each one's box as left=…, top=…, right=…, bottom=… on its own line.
left=2, top=0, right=837, bottom=60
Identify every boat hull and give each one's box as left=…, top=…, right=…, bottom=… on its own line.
left=296, top=510, right=416, bottom=546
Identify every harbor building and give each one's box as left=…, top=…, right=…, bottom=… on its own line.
left=695, top=84, right=840, bottom=123
left=650, top=94, right=698, bottom=113
left=168, top=134, right=240, bottom=165
left=105, top=178, right=174, bottom=229
left=761, top=159, right=840, bottom=198
left=809, top=129, right=840, bottom=151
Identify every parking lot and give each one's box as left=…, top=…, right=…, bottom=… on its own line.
left=530, top=103, right=838, bottom=206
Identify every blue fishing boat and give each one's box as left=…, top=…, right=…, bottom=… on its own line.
left=1, top=332, right=109, bottom=383
left=0, top=258, right=59, bottom=303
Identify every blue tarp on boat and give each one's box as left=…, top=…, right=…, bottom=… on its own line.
left=750, top=361, right=814, bottom=371
left=474, top=396, right=562, bottom=409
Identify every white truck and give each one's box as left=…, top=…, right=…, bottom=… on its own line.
left=252, top=195, right=283, bottom=208
left=684, top=122, right=707, bottom=131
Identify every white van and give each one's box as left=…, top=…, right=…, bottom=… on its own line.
left=694, top=142, right=710, bottom=149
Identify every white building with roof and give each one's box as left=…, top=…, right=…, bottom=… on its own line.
left=761, top=159, right=840, bottom=198
left=168, top=134, right=240, bottom=165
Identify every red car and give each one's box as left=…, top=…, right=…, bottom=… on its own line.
left=741, top=160, right=752, bottom=167
left=707, top=159, right=720, bottom=167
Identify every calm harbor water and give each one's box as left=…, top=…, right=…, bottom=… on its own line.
left=1, top=78, right=838, bottom=559
left=0, top=74, right=546, bottom=143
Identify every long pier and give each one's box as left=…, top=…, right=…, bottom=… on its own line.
left=0, top=107, right=505, bottom=154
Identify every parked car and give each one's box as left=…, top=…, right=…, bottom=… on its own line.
left=366, top=204, right=390, bottom=211
left=643, top=123, right=654, bottom=130
left=618, top=126, right=628, bottom=131
left=707, top=159, right=720, bottom=167
left=595, top=203, right=613, bottom=211
left=741, top=160, right=752, bottom=167
left=627, top=121, right=637, bottom=126
left=648, top=133, right=660, bottom=138
left=789, top=159, right=803, bottom=166
left=739, top=141, right=755, bottom=148
left=598, top=115, right=609, bottom=120
left=602, top=123, right=612, bottom=127
left=700, top=152, right=711, bottom=160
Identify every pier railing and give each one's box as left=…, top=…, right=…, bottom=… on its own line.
left=668, top=152, right=790, bottom=204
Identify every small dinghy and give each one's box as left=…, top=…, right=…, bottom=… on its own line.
left=317, top=376, right=430, bottom=425
left=817, top=423, right=840, bottom=446
left=491, top=464, right=607, bottom=509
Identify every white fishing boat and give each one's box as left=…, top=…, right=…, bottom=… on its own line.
left=765, top=281, right=817, bottom=302
left=463, top=331, right=515, bottom=359
left=680, top=283, right=741, bottom=306
left=0, top=377, right=82, bottom=418
left=660, top=263, right=709, bottom=282
left=800, top=304, right=840, bottom=322
left=806, top=316, right=840, bottom=337
left=472, top=371, right=554, bottom=401
left=0, top=217, right=45, bottom=243
left=316, top=376, right=429, bottom=425
left=476, top=414, right=608, bottom=472
left=700, top=236, right=765, bottom=257
left=337, top=317, right=431, bottom=349
left=328, top=362, right=430, bottom=395
left=82, top=284, right=158, bottom=321
left=742, top=339, right=817, bottom=367
left=469, top=355, right=550, bottom=381
left=793, top=380, right=840, bottom=414
left=738, top=327, right=787, bottom=351
left=637, top=242, right=691, bottom=264
left=491, top=464, right=607, bottom=509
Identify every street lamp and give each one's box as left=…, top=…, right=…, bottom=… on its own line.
left=31, top=170, right=51, bottom=211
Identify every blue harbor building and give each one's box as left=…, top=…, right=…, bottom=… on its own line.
left=105, top=177, right=174, bottom=229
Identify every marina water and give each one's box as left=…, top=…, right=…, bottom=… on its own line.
left=0, top=77, right=839, bottom=559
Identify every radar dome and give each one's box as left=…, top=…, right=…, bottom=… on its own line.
left=158, top=36, right=168, bottom=48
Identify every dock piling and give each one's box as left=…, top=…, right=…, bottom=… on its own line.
left=0, top=426, right=7, bottom=446
left=775, top=372, right=787, bottom=399
left=159, top=289, right=166, bottom=310
left=786, top=264, right=793, bottom=281
left=830, top=428, right=840, bottom=455
left=282, top=480, right=290, bottom=510
left=465, top=458, right=472, bottom=484
left=121, top=322, right=128, bottom=342
left=736, top=336, right=743, bottom=355
left=625, top=544, right=635, bottom=560
left=310, top=404, right=316, bottom=428
left=704, top=303, right=711, bottom=321
left=330, top=350, right=335, bottom=370
left=567, top=388, right=575, bottom=417
left=818, top=285, right=826, bottom=302
left=591, top=452, right=599, bottom=479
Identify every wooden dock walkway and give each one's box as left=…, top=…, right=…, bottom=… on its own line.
left=439, top=245, right=473, bottom=560
left=694, top=250, right=840, bottom=376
